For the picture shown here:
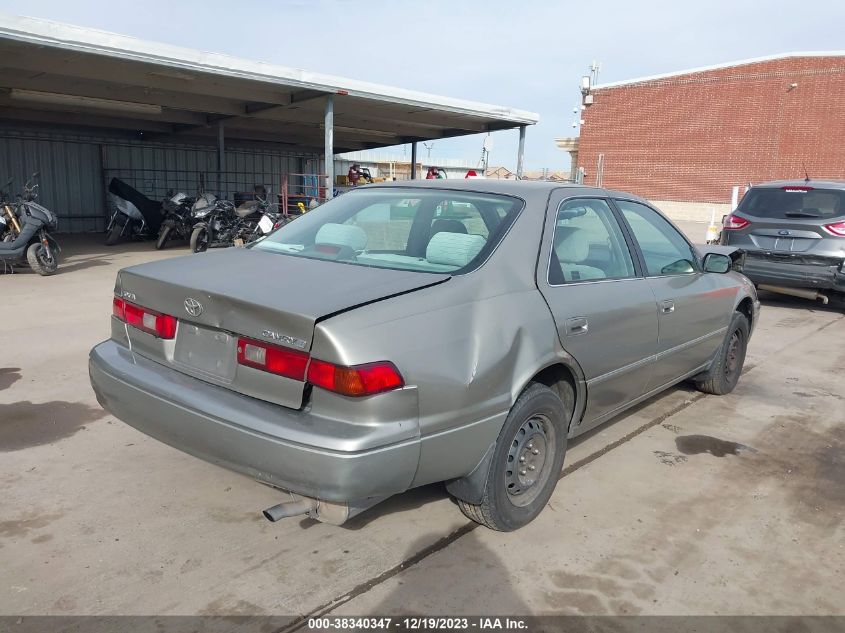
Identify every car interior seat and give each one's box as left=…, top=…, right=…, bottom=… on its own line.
left=553, top=227, right=606, bottom=282
left=315, top=223, right=368, bottom=251
left=426, top=232, right=486, bottom=268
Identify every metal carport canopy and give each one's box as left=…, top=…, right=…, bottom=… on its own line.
left=0, top=14, right=538, bottom=163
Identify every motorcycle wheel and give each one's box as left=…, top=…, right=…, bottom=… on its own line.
left=190, top=225, right=210, bottom=253
left=156, top=224, right=172, bottom=250
left=26, top=242, right=59, bottom=276
left=105, top=219, right=124, bottom=246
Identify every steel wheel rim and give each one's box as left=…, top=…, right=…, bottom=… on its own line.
left=505, top=414, right=554, bottom=507
left=724, top=330, right=742, bottom=380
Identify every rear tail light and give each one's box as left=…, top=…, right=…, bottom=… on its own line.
left=307, top=359, right=404, bottom=397
left=822, top=221, right=845, bottom=237
left=237, top=337, right=309, bottom=381
left=113, top=297, right=177, bottom=339
left=723, top=214, right=750, bottom=230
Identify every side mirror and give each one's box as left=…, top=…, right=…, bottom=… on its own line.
left=703, top=252, right=732, bottom=274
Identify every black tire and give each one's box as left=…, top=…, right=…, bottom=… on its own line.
left=26, top=242, right=58, bottom=276
left=694, top=312, right=749, bottom=395
left=457, top=382, right=568, bottom=531
left=155, top=224, right=172, bottom=250
left=105, top=219, right=124, bottom=246
left=190, top=225, right=209, bottom=253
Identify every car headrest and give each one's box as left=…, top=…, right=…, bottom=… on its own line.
left=315, top=223, right=368, bottom=251
left=554, top=227, right=590, bottom=263
left=426, top=232, right=486, bottom=268
left=431, top=218, right=468, bottom=236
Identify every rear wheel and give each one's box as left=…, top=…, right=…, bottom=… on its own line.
left=105, top=219, right=124, bottom=246
left=190, top=225, right=209, bottom=253
left=26, top=242, right=58, bottom=275
left=694, top=312, right=749, bottom=395
left=457, top=382, right=568, bottom=531
left=155, top=223, right=172, bottom=250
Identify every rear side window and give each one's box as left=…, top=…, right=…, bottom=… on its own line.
left=548, top=198, right=635, bottom=284
left=738, top=187, right=845, bottom=219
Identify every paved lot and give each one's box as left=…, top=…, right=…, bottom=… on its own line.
left=1, top=229, right=843, bottom=619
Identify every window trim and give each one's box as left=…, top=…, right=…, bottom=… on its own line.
left=545, top=196, right=643, bottom=287
left=611, top=198, right=703, bottom=278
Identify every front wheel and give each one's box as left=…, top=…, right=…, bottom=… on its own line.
left=155, top=223, right=172, bottom=250
left=26, top=242, right=59, bottom=275
left=105, top=218, right=125, bottom=246
left=694, top=312, right=749, bottom=395
left=190, top=225, right=210, bottom=253
left=457, top=382, right=568, bottom=531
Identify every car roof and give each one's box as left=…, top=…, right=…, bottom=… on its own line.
left=354, top=179, right=650, bottom=203
left=751, top=179, right=845, bottom=190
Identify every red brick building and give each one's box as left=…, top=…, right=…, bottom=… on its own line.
left=573, top=53, right=845, bottom=204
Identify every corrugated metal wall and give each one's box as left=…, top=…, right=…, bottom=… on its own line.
left=0, top=126, right=314, bottom=233
left=0, top=129, right=103, bottom=233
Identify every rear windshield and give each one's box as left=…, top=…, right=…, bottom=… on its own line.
left=738, top=186, right=845, bottom=219
left=253, top=188, right=523, bottom=274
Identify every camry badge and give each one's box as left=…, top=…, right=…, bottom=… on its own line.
left=184, top=298, right=203, bottom=317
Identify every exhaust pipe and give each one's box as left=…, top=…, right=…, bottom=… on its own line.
left=262, top=498, right=317, bottom=522
left=261, top=494, right=386, bottom=525
left=758, top=284, right=829, bottom=305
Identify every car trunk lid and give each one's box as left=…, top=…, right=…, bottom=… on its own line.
left=116, top=247, right=449, bottom=408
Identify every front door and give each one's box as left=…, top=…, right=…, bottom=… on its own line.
left=613, top=199, right=736, bottom=392
left=537, top=195, right=658, bottom=427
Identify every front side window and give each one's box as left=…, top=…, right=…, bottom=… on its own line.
left=616, top=199, right=699, bottom=277
left=253, top=188, right=523, bottom=274
left=548, top=198, right=635, bottom=284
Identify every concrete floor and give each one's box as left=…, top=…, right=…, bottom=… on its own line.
left=1, top=229, right=843, bottom=618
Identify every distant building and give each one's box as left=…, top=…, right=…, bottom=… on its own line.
left=486, top=166, right=570, bottom=181
left=566, top=53, right=845, bottom=206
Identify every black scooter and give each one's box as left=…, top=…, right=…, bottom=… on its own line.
left=156, top=190, right=196, bottom=250
left=0, top=173, right=60, bottom=275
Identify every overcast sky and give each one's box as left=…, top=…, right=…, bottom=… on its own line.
left=2, top=0, right=843, bottom=171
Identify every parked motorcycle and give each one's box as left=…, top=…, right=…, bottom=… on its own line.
left=155, top=190, right=196, bottom=250
left=190, top=186, right=284, bottom=253
left=0, top=173, right=61, bottom=275
left=105, top=178, right=163, bottom=245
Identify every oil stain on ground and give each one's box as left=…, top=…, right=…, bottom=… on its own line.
left=0, top=367, right=22, bottom=391
left=675, top=434, right=755, bottom=457
left=0, top=400, right=106, bottom=452
left=0, top=511, right=64, bottom=538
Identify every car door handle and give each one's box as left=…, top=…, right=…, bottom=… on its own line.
left=565, top=316, right=589, bottom=335
left=661, top=300, right=675, bottom=314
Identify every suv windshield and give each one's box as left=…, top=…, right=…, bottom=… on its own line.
left=738, top=186, right=845, bottom=219
left=253, top=188, right=523, bottom=274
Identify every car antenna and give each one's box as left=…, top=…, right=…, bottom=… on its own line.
left=802, top=162, right=811, bottom=183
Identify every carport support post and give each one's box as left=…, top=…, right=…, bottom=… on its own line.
left=325, top=95, right=334, bottom=200
left=516, top=125, right=526, bottom=179
left=217, top=122, right=225, bottom=196
left=410, top=142, right=417, bottom=179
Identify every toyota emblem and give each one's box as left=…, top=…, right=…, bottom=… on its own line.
left=184, top=298, right=203, bottom=317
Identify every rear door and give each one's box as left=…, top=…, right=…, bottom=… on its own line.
left=613, top=199, right=735, bottom=392
left=537, top=194, right=658, bottom=427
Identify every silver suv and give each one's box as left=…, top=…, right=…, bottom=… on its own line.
left=721, top=180, right=845, bottom=304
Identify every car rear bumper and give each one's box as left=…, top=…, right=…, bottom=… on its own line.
left=741, top=253, right=845, bottom=292
left=88, top=340, right=421, bottom=502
